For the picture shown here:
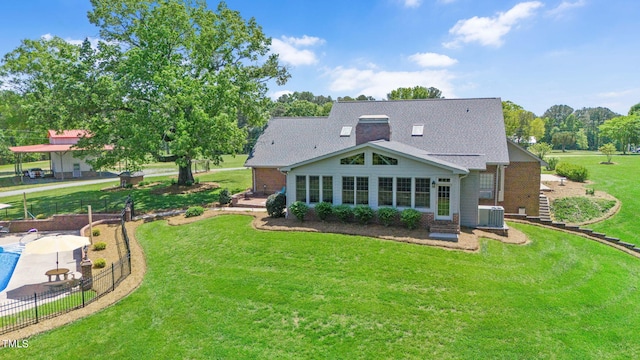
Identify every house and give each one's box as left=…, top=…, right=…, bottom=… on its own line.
left=10, top=130, right=106, bottom=179
left=245, top=98, right=545, bottom=236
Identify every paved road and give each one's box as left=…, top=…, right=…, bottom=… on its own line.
left=0, top=167, right=247, bottom=199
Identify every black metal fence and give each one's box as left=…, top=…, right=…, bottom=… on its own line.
left=0, top=196, right=129, bottom=221
left=0, top=196, right=134, bottom=335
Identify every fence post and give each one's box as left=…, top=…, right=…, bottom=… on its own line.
left=81, top=259, right=93, bottom=291
left=34, top=293, right=38, bottom=323
left=112, top=263, right=115, bottom=291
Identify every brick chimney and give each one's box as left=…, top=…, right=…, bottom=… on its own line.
left=355, top=115, right=390, bottom=145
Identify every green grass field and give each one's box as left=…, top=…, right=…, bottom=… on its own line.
left=2, top=151, right=640, bottom=358
left=4, top=216, right=640, bottom=359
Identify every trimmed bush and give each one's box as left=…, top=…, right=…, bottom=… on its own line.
left=354, top=205, right=375, bottom=225
left=93, top=241, right=107, bottom=251
left=377, top=207, right=399, bottom=227
left=400, top=208, right=422, bottom=230
left=556, top=162, right=589, bottom=182
left=289, top=201, right=309, bottom=221
left=333, top=204, right=354, bottom=223
left=314, top=202, right=333, bottom=221
left=93, top=258, right=106, bottom=269
left=185, top=206, right=205, bottom=218
left=266, top=192, right=286, bottom=218
left=35, top=213, right=47, bottom=219
left=546, top=157, right=559, bottom=171
left=92, top=228, right=101, bottom=237
left=218, top=188, right=232, bottom=205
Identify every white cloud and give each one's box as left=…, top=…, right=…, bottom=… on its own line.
left=546, top=0, right=586, bottom=18
left=281, top=35, right=325, bottom=47
left=271, top=35, right=325, bottom=67
left=409, top=52, right=458, bottom=67
left=270, top=90, right=293, bottom=100
left=402, top=0, right=422, bottom=8
left=443, top=1, right=544, bottom=48
left=326, top=65, right=456, bottom=99
left=41, top=33, right=104, bottom=49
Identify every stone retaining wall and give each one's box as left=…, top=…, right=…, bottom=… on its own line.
left=506, top=213, right=640, bottom=254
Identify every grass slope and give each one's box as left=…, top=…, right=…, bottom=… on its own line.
left=5, top=216, right=640, bottom=359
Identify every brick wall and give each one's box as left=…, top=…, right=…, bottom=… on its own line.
left=0, top=213, right=118, bottom=233
left=503, top=162, right=541, bottom=216
left=253, top=167, right=286, bottom=195
left=355, top=122, right=390, bottom=145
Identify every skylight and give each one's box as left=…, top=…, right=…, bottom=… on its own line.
left=340, top=126, right=352, bottom=137
left=412, top=125, right=424, bottom=136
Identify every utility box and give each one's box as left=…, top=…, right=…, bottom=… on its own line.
left=478, top=205, right=505, bottom=228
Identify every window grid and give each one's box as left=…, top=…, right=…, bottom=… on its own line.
left=378, top=177, right=393, bottom=206
left=340, top=153, right=365, bottom=165
left=296, top=176, right=306, bottom=202
left=356, top=177, right=369, bottom=205
left=309, top=176, right=320, bottom=203
left=396, top=177, right=412, bottom=207
left=415, top=178, right=430, bottom=208
left=342, top=177, right=355, bottom=204
left=372, top=153, right=398, bottom=165
left=322, top=176, right=333, bottom=203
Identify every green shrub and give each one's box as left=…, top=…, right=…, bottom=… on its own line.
left=138, top=181, right=149, bottom=187
left=218, top=188, right=232, bottom=205
left=185, top=180, right=194, bottom=186
left=170, top=178, right=177, bottom=185
left=92, top=228, right=101, bottom=236
left=194, top=177, right=200, bottom=184
left=585, top=188, right=595, bottom=196
left=125, top=183, right=134, bottom=189
left=93, top=241, right=107, bottom=251
left=353, top=205, right=374, bottom=225
left=400, top=209, right=422, bottom=230
left=333, top=204, right=354, bottom=223
left=377, top=207, right=399, bottom=227
left=314, top=202, right=333, bottom=221
left=546, top=157, right=559, bottom=171
left=35, top=213, right=47, bottom=219
left=266, top=192, right=286, bottom=218
left=556, top=162, right=589, bottom=182
left=93, top=258, right=106, bottom=269
left=185, top=206, right=205, bottom=218
left=289, top=201, right=309, bottom=221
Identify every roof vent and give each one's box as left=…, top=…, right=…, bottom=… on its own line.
left=340, top=126, right=352, bottom=137
left=412, top=125, right=424, bottom=136
left=358, top=115, right=389, bottom=124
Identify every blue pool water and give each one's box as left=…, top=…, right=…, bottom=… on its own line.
left=0, top=244, right=22, bottom=292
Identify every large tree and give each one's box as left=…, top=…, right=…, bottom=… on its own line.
left=1, top=0, right=289, bottom=185
left=599, top=115, right=640, bottom=154
left=387, top=86, right=443, bottom=100
left=574, top=107, right=619, bottom=150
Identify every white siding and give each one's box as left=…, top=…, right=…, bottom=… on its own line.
left=460, top=172, right=479, bottom=227
left=286, top=148, right=461, bottom=213
left=50, top=152, right=94, bottom=175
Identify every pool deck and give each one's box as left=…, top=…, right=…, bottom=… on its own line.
left=0, top=230, right=82, bottom=301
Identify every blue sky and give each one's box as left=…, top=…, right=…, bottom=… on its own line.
left=1, top=0, right=638, bottom=116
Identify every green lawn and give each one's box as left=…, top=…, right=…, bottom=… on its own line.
left=550, top=154, right=640, bottom=243
left=4, top=216, right=640, bottom=359
left=0, top=168, right=251, bottom=219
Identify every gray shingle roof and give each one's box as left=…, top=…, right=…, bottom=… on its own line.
left=245, top=98, right=509, bottom=170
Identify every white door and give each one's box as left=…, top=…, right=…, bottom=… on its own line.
left=436, top=184, right=452, bottom=220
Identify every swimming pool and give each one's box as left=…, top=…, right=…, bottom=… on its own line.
left=0, top=243, right=23, bottom=292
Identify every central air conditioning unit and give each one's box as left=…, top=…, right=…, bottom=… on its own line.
left=478, top=205, right=505, bottom=228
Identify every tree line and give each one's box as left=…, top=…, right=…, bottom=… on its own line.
left=0, top=0, right=636, bottom=178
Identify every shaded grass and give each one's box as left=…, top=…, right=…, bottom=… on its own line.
left=5, top=216, right=640, bottom=359
left=0, top=169, right=251, bottom=219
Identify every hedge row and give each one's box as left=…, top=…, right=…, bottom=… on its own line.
left=287, top=201, right=424, bottom=230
